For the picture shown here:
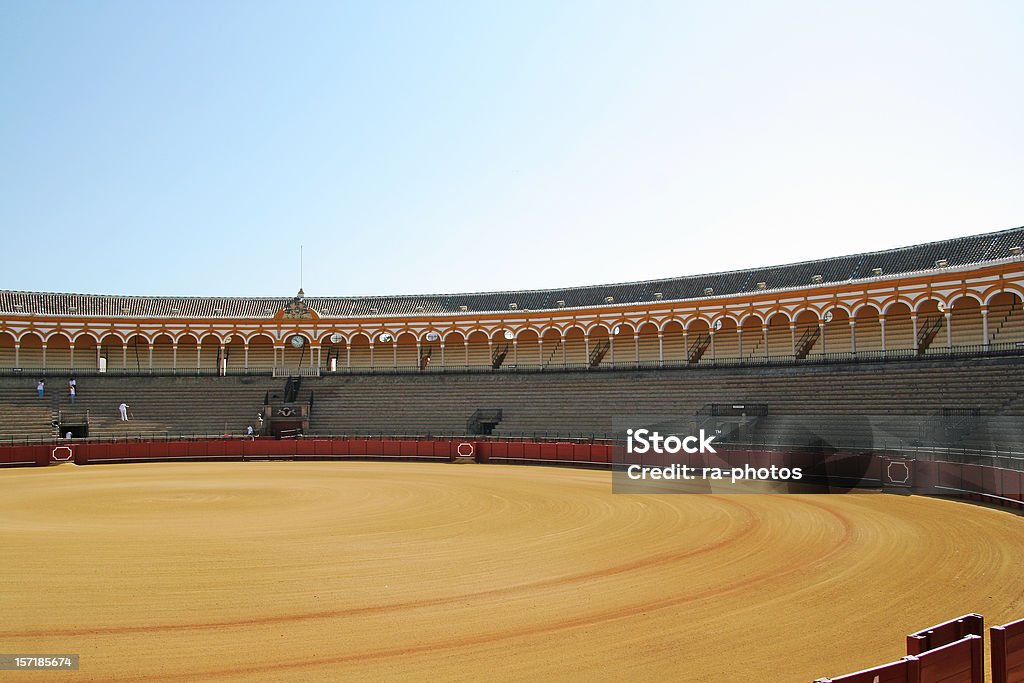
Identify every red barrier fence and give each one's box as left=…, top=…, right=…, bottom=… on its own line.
left=906, top=614, right=984, bottom=656
left=1, top=441, right=1022, bottom=510
left=815, top=635, right=984, bottom=683
left=0, top=438, right=615, bottom=468
left=814, top=657, right=914, bottom=683
left=991, top=616, right=1024, bottom=683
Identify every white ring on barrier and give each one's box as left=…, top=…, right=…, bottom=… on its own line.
left=457, top=442, right=474, bottom=457
left=51, top=446, right=74, bottom=462
left=886, top=460, right=910, bottom=485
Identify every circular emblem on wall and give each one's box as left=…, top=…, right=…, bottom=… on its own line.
left=290, top=335, right=306, bottom=348
left=330, top=333, right=343, bottom=344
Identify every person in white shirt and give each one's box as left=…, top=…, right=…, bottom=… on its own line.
left=118, top=402, right=129, bottom=421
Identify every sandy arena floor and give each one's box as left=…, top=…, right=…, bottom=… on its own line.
left=1, top=461, right=1023, bottom=682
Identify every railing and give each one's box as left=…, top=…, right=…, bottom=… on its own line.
left=1, top=342, right=1022, bottom=378
left=916, top=314, right=944, bottom=353
left=0, top=367, right=274, bottom=377
left=0, top=431, right=612, bottom=447
left=419, top=345, right=433, bottom=371
left=491, top=344, right=509, bottom=370
left=588, top=339, right=610, bottom=367
left=273, top=367, right=320, bottom=378
left=795, top=325, right=820, bottom=359
left=687, top=334, right=711, bottom=363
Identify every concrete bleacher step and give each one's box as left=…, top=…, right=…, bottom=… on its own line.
left=2, top=356, right=1024, bottom=443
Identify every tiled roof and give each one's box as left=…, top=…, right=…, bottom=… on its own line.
left=2, top=226, right=1022, bottom=318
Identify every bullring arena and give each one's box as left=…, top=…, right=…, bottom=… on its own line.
left=3, top=227, right=1024, bottom=681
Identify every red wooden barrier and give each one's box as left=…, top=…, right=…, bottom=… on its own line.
left=907, top=613, right=984, bottom=656
left=814, top=657, right=913, bottom=683
left=591, top=444, right=612, bottom=464
left=936, top=461, right=960, bottom=489
left=816, top=635, right=983, bottom=683
left=537, top=443, right=554, bottom=461
left=915, top=460, right=939, bottom=492
left=962, top=464, right=986, bottom=495
left=507, top=441, right=524, bottom=461
left=1003, top=469, right=1022, bottom=502
left=917, top=635, right=983, bottom=683
left=207, top=440, right=229, bottom=457
left=991, top=616, right=1024, bottom=683
left=0, top=438, right=1019, bottom=512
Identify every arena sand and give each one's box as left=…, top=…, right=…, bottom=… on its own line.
left=1, top=462, right=1023, bottom=682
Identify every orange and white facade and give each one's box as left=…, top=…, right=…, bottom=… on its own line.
left=2, top=236, right=1024, bottom=375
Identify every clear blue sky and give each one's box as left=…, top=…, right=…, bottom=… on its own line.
left=1, top=1, right=1022, bottom=297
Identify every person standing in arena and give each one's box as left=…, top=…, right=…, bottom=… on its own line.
left=118, top=402, right=130, bottom=421
left=37, top=380, right=45, bottom=398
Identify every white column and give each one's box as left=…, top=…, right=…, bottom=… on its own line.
left=945, top=311, right=953, bottom=348
left=981, top=309, right=989, bottom=346
left=763, top=326, right=769, bottom=357
left=244, top=343, right=249, bottom=369
left=41, top=344, right=47, bottom=369
left=124, top=343, right=129, bottom=369
left=70, top=343, right=75, bottom=369
left=634, top=334, right=640, bottom=366
left=911, top=315, right=918, bottom=352
left=709, top=330, right=716, bottom=359
left=560, top=335, right=566, bottom=366
left=440, top=342, right=446, bottom=367
left=880, top=318, right=887, bottom=353
left=657, top=333, right=664, bottom=366
left=149, top=345, right=154, bottom=370
left=818, top=321, right=826, bottom=354
left=369, top=344, right=375, bottom=369
left=789, top=325, right=796, bottom=356
left=14, top=343, right=20, bottom=367
left=346, top=344, right=351, bottom=369
left=538, top=338, right=544, bottom=367
left=737, top=329, right=743, bottom=358
left=464, top=340, right=469, bottom=367
left=172, top=344, right=178, bottom=369
left=849, top=320, right=856, bottom=354
left=513, top=340, right=518, bottom=365
left=416, top=342, right=422, bottom=369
